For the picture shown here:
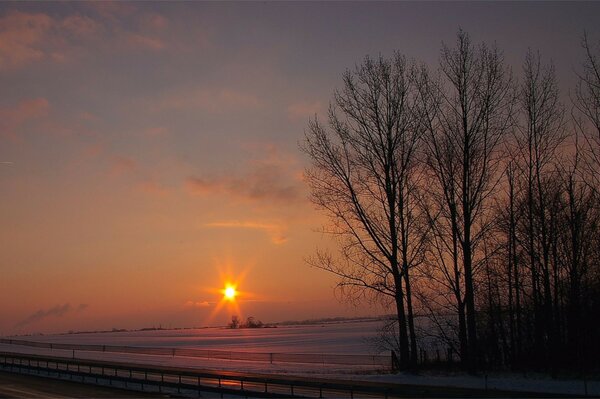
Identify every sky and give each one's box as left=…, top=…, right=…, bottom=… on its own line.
left=1, top=1, right=599, bottom=336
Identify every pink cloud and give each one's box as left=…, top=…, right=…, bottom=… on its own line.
left=0, top=98, right=49, bottom=140
left=79, top=111, right=99, bottom=122
left=0, top=9, right=171, bottom=70
left=136, top=180, right=169, bottom=197
left=61, top=14, right=102, bottom=37
left=80, top=143, right=105, bottom=159
left=138, top=14, right=169, bottom=31
left=126, top=33, right=165, bottom=51
left=109, top=155, right=136, bottom=176
left=0, top=11, right=53, bottom=69
left=105, top=154, right=171, bottom=197
left=287, top=100, right=323, bottom=120
left=141, top=126, right=169, bottom=137
left=85, top=2, right=137, bottom=20
left=157, top=88, right=262, bottom=113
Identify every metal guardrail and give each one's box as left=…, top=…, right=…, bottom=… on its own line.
left=0, top=351, right=573, bottom=398
left=0, top=338, right=389, bottom=368
left=0, top=351, right=406, bottom=398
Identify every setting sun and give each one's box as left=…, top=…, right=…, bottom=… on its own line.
left=224, top=285, right=237, bottom=300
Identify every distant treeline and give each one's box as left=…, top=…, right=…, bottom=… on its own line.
left=302, top=30, right=600, bottom=373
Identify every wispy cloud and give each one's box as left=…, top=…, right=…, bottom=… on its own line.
left=186, top=145, right=305, bottom=206
left=205, top=220, right=288, bottom=245
left=0, top=98, right=49, bottom=141
left=126, top=33, right=165, bottom=51
left=287, top=100, right=323, bottom=120
left=15, top=303, right=89, bottom=328
left=109, top=155, right=136, bottom=176
left=155, top=87, right=262, bottom=113
left=184, top=300, right=212, bottom=308
left=136, top=180, right=169, bottom=197
left=0, top=11, right=53, bottom=69
left=0, top=8, right=172, bottom=70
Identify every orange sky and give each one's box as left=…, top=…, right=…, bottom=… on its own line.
left=1, top=2, right=599, bottom=335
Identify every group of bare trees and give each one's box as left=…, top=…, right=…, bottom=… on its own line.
left=302, top=30, right=600, bottom=372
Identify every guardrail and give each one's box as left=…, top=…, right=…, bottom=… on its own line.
left=0, top=351, right=572, bottom=398
left=0, top=351, right=410, bottom=398
left=0, top=338, right=389, bottom=368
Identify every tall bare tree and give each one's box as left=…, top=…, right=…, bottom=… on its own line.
left=575, top=33, right=600, bottom=194
left=419, top=30, right=514, bottom=370
left=515, top=50, right=566, bottom=368
left=302, top=54, right=428, bottom=369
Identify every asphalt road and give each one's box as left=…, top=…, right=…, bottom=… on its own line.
left=0, top=371, right=169, bottom=398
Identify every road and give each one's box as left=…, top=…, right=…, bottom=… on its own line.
left=0, top=371, right=169, bottom=398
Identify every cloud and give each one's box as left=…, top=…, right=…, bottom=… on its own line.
left=85, top=2, right=137, bottom=20
left=186, top=145, right=305, bottom=206
left=61, top=14, right=102, bottom=37
left=136, top=180, right=169, bottom=197
left=0, top=9, right=170, bottom=70
left=0, top=98, right=49, bottom=140
left=205, top=220, right=288, bottom=245
left=287, top=100, right=323, bottom=120
left=104, top=154, right=171, bottom=198
left=141, top=126, right=169, bottom=137
left=109, top=156, right=136, bottom=176
left=15, top=303, right=89, bottom=328
left=138, top=14, right=169, bottom=31
left=76, top=303, right=89, bottom=311
left=184, top=300, right=212, bottom=308
left=0, top=11, right=53, bottom=69
left=156, top=88, right=262, bottom=113
left=126, top=33, right=165, bottom=51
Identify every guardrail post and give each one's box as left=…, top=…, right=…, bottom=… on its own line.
left=391, top=350, right=400, bottom=372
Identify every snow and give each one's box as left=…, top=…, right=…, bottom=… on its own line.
left=9, top=320, right=383, bottom=354
left=2, top=320, right=598, bottom=396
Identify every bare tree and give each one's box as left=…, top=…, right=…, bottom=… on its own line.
left=302, top=53, right=428, bottom=369
left=495, top=159, right=524, bottom=366
left=575, top=32, right=600, bottom=191
left=515, top=50, right=566, bottom=368
left=419, top=30, right=514, bottom=371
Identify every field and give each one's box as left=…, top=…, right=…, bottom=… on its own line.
left=13, top=319, right=383, bottom=354
left=1, top=320, right=599, bottom=396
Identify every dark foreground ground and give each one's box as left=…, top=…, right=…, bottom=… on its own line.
left=0, top=371, right=170, bottom=398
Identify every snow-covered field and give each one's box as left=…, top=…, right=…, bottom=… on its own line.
left=1, top=320, right=599, bottom=396
left=7, top=319, right=383, bottom=354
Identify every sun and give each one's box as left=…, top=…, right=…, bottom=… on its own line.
left=223, top=285, right=237, bottom=301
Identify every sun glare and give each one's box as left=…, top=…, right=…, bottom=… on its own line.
left=224, top=285, right=237, bottom=300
